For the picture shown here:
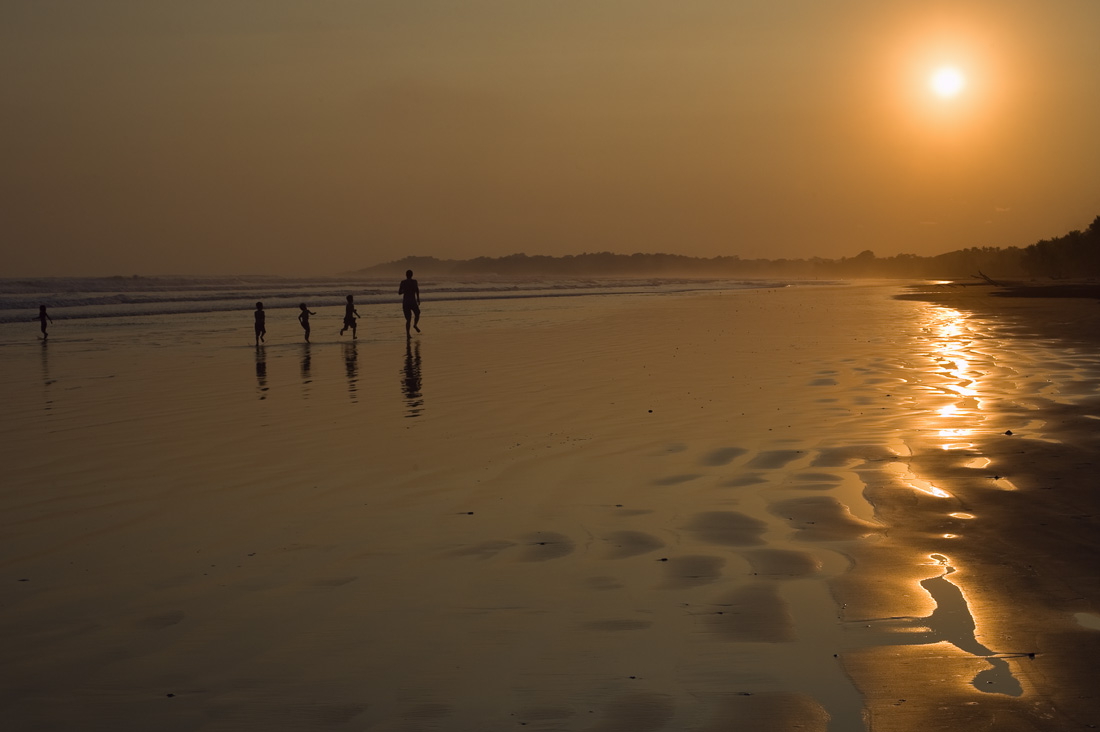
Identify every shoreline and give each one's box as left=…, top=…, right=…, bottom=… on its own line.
left=897, top=279, right=1100, bottom=346
left=2, top=282, right=1099, bottom=730
left=849, top=282, right=1100, bottom=728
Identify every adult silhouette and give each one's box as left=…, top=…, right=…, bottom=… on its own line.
left=398, top=270, right=420, bottom=337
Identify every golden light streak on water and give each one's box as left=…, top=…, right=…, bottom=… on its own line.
left=990, top=477, right=1019, bottom=491
left=885, top=462, right=954, bottom=498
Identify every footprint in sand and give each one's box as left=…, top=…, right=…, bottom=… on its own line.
left=612, top=506, right=654, bottom=517
left=791, top=471, right=842, bottom=484
left=684, top=511, right=767, bottom=547
left=312, top=576, right=358, bottom=587
left=786, top=471, right=844, bottom=491
left=518, top=532, right=575, bottom=561
left=138, top=611, right=185, bottom=630
left=585, top=576, right=623, bottom=591
left=580, top=619, right=653, bottom=632
left=699, top=447, right=748, bottom=467
left=721, top=473, right=768, bottom=488
left=652, top=473, right=703, bottom=486
left=700, top=693, right=829, bottom=732
left=743, top=548, right=822, bottom=578
left=745, top=449, right=804, bottom=470
left=660, top=555, right=725, bottom=589
left=272, top=702, right=368, bottom=727
left=448, top=539, right=517, bottom=560
left=602, top=530, right=665, bottom=559
left=810, top=445, right=897, bottom=468
left=702, top=582, right=795, bottom=642
left=769, top=497, right=879, bottom=541
left=585, top=693, right=674, bottom=732
left=515, top=706, right=575, bottom=725
left=400, top=703, right=450, bottom=722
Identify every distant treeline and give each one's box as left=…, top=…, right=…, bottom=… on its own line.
left=1020, top=215, right=1100, bottom=279
left=357, top=216, right=1100, bottom=280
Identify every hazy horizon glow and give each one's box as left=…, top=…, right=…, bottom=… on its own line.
left=2, top=1, right=1099, bottom=276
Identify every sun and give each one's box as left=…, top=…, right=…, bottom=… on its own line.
left=930, top=66, right=966, bottom=98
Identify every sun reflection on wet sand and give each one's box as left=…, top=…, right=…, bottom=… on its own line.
left=921, top=555, right=1023, bottom=696
left=863, top=306, right=1026, bottom=695
left=848, top=554, right=1024, bottom=696
left=911, top=479, right=952, bottom=499
left=844, top=292, right=1100, bottom=724
left=885, top=462, right=953, bottom=498
left=989, top=477, right=1019, bottom=491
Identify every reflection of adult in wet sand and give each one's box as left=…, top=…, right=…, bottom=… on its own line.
left=402, top=340, right=423, bottom=417
left=255, top=345, right=268, bottom=400
left=254, top=302, right=266, bottom=345
left=339, top=295, right=360, bottom=338
left=398, top=270, right=420, bottom=337
left=298, top=303, right=316, bottom=342
left=36, top=305, right=53, bottom=341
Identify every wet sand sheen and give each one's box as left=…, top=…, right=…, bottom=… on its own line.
left=1, top=282, right=1099, bottom=730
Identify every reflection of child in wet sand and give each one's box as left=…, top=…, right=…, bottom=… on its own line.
left=298, top=303, right=316, bottom=342
left=36, top=305, right=53, bottom=340
left=254, top=302, right=266, bottom=345
left=339, top=295, right=360, bottom=338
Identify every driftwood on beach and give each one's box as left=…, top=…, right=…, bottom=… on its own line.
left=972, top=270, right=1004, bottom=287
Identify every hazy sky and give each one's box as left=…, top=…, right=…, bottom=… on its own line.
left=3, top=1, right=1099, bottom=276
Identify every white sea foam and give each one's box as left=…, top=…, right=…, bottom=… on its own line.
left=0, top=276, right=800, bottom=324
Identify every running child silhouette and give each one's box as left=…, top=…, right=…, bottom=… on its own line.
left=298, top=303, right=317, bottom=342
left=36, top=305, right=53, bottom=340
left=339, top=295, right=360, bottom=338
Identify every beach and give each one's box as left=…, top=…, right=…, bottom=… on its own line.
left=2, top=281, right=1099, bottom=731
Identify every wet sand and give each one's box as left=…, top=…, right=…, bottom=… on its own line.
left=1, top=282, right=1099, bottom=730
left=872, top=282, right=1100, bottom=730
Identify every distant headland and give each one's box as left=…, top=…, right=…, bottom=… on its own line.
left=355, top=216, right=1100, bottom=281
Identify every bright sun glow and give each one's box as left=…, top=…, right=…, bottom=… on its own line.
left=930, top=67, right=966, bottom=98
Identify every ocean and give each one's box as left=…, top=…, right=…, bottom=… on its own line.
left=0, top=275, right=802, bottom=326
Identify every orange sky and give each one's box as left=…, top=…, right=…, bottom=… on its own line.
left=2, top=1, right=1099, bottom=276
